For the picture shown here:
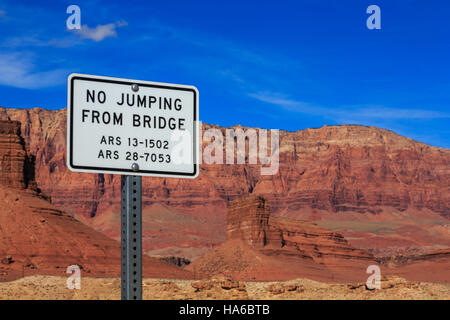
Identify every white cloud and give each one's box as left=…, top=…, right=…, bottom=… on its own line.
left=350, top=106, right=449, bottom=120
left=249, top=91, right=450, bottom=120
left=2, top=35, right=48, bottom=47
left=2, top=20, right=128, bottom=48
left=249, top=92, right=325, bottom=114
left=249, top=92, right=312, bottom=110
left=75, top=20, right=127, bottom=42
left=3, top=35, right=81, bottom=49
left=0, top=53, right=67, bottom=89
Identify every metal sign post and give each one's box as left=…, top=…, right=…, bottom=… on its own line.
left=67, top=73, right=199, bottom=301
left=121, top=175, right=142, bottom=300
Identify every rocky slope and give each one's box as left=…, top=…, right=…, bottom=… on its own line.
left=0, top=119, right=192, bottom=281
left=0, top=107, right=448, bottom=260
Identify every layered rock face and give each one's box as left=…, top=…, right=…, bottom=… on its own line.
left=0, top=121, right=35, bottom=190
left=227, top=196, right=279, bottom=247
left=0, top=107, right=448, bottom=259
left=2, top=107, right=448, bottom=219
left=205, top=123, right=450, bottom=218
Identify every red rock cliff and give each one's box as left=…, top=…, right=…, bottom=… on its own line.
left=0, top=107, right=448, bottom=259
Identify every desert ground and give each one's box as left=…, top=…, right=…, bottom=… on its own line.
left=0, top=275, right=448, bottom=300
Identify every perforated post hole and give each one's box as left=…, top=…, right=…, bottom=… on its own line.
left=121, top=175, right=142, bottom=300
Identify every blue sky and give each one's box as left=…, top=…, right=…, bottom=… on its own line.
left=0, top=0, right=449, bottom=147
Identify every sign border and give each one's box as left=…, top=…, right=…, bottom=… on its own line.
left=67, top=73, right=199, bottom=178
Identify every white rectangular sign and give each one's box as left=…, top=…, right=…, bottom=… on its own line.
left=67, top=73, right=199, bottom=178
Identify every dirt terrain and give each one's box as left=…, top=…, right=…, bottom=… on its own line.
left=0, top=275, right=448, bottom=300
